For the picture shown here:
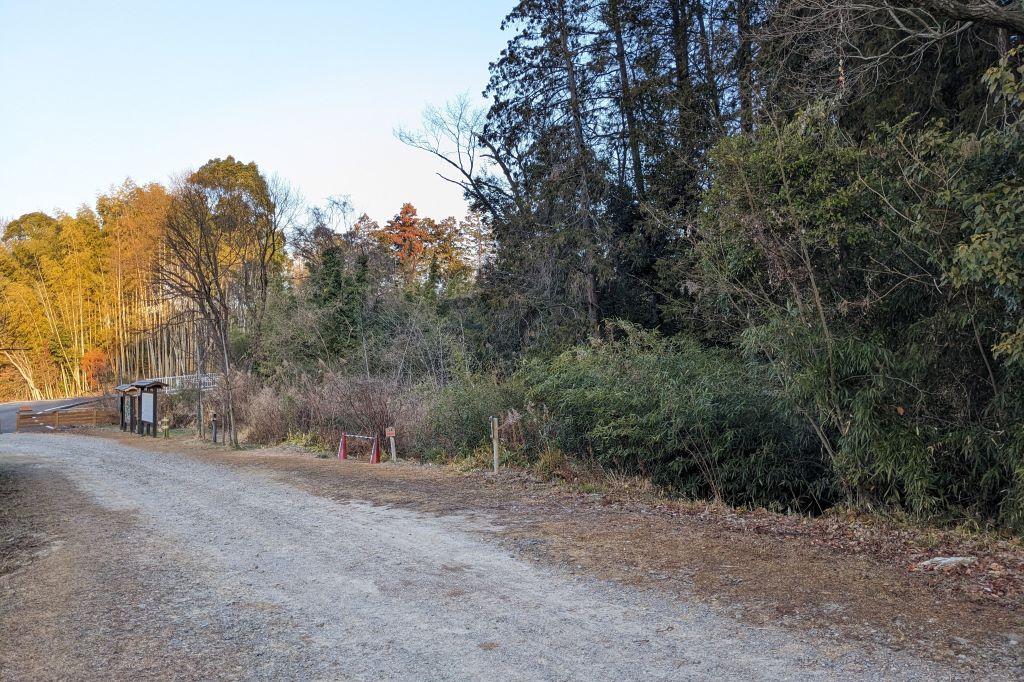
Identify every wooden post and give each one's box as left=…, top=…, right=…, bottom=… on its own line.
left=386, top=426, right=397, bottom=462
left=54, top=410, right=60, bottom=430
left=14, top=408, right=19, bottom=433
left=490, top=416, right=499, bottom=473
left=152, top=390, right=158, bottom=437
left=196, top=323, right=204, bottom=439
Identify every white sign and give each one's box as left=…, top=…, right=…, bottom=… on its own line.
left=141, top=393, right=155, bottom=423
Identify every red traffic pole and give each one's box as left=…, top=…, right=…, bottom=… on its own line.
left=338, top=432, right=348, bottom=460
left=370, top=436, right=380, bottom=464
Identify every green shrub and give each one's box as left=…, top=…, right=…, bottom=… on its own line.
left=519, top=323, right=833, bottom=511
left=423, top=376, right=513, bottom=458
left=693, top=89, right=1024, bottom=529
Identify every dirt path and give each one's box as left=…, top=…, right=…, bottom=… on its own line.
left=0, top=433, right=1012, bottom=680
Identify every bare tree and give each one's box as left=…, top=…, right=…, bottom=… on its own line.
left=247, top=174, right=300, bottom=345
left=161, top=177, right=238, bottom=444
left=901, top=0, right=1024, bottom=33
left=396, top=95, right=524, bottom=222
left=761, top=0, right=1020, bottom=107
left=160, top=161, right=285, bottom=447
left=288, top=195, right=362, bottom=274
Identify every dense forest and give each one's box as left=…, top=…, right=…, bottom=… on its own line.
left=2, top=0, right=1023, bottom=530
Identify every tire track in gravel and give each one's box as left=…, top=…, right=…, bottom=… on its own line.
left=0, top=455, right=323, bottom=680
left=0, top=433, right=962, bottom=680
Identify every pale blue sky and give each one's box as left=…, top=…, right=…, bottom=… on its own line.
left=0, top=1, right=510, bottom=224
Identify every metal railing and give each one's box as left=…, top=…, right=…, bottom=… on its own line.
left=146, top=373, right=221, bottom=394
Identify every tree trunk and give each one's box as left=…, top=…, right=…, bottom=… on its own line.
left=609, top=0, right=645, bottom=197
left=736, top=0, right=754, bottom=133
left=556, top=0, right=601, bottom=334
left=696, top=1, right=725, bottom=129
left=668, top=0, right=692, bottom=136
left=3, top=351, right=43, bottom=401
left=195, top=312, right=205, bottom=439
left=216, top=315, right=238, bottom=448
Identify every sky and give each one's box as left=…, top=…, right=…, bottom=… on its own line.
left=0, top=0, right=511, bottom=225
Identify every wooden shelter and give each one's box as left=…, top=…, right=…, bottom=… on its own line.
left=116, top=380, right=167, bottom=436
left=114, top=384, right=135, bottom=431
left=114, top=384, right=140, bottom=432
left=131, top=379, right=167, bottom=436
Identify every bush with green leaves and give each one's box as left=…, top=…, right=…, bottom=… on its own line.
left=420, top=375, right=515, bottom=460
left=691, top=64, right=1024, bottom=529
left=519, top=324, right=833, bottom=511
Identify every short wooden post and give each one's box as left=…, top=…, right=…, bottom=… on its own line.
left=54, top=410, right=60, bottom=430
left=15, top=407, right=23, bottom=432
left=386, top=426, right=397, bottom=462
left=151, top=391, right=158, bottom=438
left=490, top=416, right=499, bottom=473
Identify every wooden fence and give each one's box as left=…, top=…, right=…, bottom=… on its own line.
left=16, top=406, right=119, bottom=432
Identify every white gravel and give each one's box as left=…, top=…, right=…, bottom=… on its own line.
left=0, top=433, right=958, bottom=680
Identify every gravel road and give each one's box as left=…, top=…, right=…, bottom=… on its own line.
left=0, top=433, right=960, bottom=680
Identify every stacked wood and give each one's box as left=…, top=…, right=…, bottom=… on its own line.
left=16, top=407, right=119, bottom=432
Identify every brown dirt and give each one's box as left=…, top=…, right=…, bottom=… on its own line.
left=0, top=455, right=288, bottom=680
left=82, top=429, right=1024, bottom=674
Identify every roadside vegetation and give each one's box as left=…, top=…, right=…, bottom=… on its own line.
left=3, top=3, right=1024, bottom=534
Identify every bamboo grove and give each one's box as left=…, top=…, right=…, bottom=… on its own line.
left=0, top=182, right=195, bottom=399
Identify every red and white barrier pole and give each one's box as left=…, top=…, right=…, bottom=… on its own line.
left=338, top=432, right=348, bottom=460
left=370, top=436, right=381, bottom=464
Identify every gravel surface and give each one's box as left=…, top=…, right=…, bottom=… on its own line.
left=0, top=433, right=964, bottom=680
